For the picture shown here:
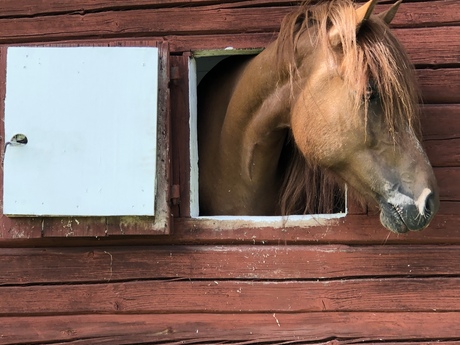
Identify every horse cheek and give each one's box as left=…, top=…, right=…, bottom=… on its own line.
left=291, top=105, right=319, bottom=161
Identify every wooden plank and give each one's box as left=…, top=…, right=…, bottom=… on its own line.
left=421, top=105, right=460, bottom=167
left=3, top=245, right=460, bottom=285
left=0, top=7, right=288, bottom=43
left=1, top=277, right=460, bottom=314
left=421, top=104, right=460, bottom=141
left=418, top=69, right=460, bottom=104
left=0, top=0, right=271, bottom=17
left=394, top=27, right=460, bottom=66
left=176, top=27, right=460, bottom=69
left=0, top=3, right=458, bottom=44
left=424, top=138, right=460, bottom=167
left=1, top=0, right=458, bottom=27
left=0, top=201, right=456, bottom=243
left=1, top=312, right=459, bottom=345
left=171, top=210, right=460, bottom=245
left=168, top=32, right=276, bottom=52
left=207, top=1, right=460, bottom=29
left=387, top=0, right=460, bottom=27
left=0, top=216, right=42, bottom=239
left=170, top=54, right=192, bottom=217
left=0, top=0, right=225, bottom=17
left=0, top=209, right=458, bottom=245
left=41, top=217, right=107, bottom=238
left=168, top=26, right=460, bottom=64
left=436, top=168, right=460, bottom=201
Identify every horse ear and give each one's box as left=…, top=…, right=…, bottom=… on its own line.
left=328, top=0, right=378, bottom=46
left=355, top=0, right=378, bottom=26
left=378, top=0, right=402, bottom=24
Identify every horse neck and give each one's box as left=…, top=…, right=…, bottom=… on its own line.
left=220, top=43, right=298, bottom=184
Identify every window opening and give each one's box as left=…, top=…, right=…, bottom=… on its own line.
left=189, top=50, right=346, bottom=225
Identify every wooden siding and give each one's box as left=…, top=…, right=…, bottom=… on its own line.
left=0, top=0, right=459, bottom=343
left=2, top=245, right=460, bottom=343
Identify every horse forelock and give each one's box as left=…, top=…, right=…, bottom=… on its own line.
left=357, top=19, right=421, bottom=138
left=277, top=0, right=421, bottom=215
left=276, top=0, right=421, bottom=136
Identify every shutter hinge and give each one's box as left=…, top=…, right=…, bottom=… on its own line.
left=171, top=184, right=181, bottom=205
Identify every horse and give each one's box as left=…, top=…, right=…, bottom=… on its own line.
left=197, top=0, right=439, bottom=233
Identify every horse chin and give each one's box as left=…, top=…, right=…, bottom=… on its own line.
left=379, top=202, right=409, bottom=234
left=378, top=200, right=434, bottom=234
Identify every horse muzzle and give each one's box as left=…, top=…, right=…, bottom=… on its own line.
left=378, top=188, right=439, bottom=233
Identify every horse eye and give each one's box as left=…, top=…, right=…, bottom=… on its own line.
left=365, top=83, right=378, bottom=102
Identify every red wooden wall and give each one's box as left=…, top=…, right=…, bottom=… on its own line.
left=0, top=0, right=459, bottom=343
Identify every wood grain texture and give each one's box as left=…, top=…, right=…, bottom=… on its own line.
left=0, top=2, right=458, bottom=45
left=0, top=0, right=458, bottom=26
left=436, top=168, right=460, bottom=201
left=2, top=245, right=460, bottom=285
left=1, top=206, right=460, bottom=243
left=0, top=1, right=457, bottom=344
left=1, top=278, right=460, bottom=315
left=171, top=27, right=460, bottom=65
left=418, top=69, right=460, bottom=104
left=61, top=27, right=460, bottom=68
left=170, top=54, right=192, bottom=217
left=171, top=212, right=460, bottom=245
left=396, top=27, right=460, bottom=66
left=425, top=139, right=460, bottom=167
left=1, top=312, right=460, bottom=345
left=422, top=104, right=460, bottom=141
left=168, top=26, right=460, bottom=61
left=1, top=213, right=459, bottom=243
left=421, top=105, right=460, bottom=167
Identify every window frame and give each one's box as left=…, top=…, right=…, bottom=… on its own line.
left=177, top=50, right=350, bottom=229
left=0, top=40, right=171, bottom=238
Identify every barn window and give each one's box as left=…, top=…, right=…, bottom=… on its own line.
left=4, top=46, right=159, bottom=216
left=0, top=41, right=171, bottom=236
left=188, top=51, right=347, bottom=224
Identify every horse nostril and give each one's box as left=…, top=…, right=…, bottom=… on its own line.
left=415, top=188, right=438, bottom=217
left=424, top=192, right=436, bottom=216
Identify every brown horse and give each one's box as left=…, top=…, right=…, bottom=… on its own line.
left=198, top=0, right=439, bottom=233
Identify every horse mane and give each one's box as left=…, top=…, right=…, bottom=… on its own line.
left=277, top=0, right=421, bottom=215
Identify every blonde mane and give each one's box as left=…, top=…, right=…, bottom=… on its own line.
left=278, top=0, right=421, bottom=215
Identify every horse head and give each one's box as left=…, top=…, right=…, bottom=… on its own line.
left=287, top=0, right=439, bottom=233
